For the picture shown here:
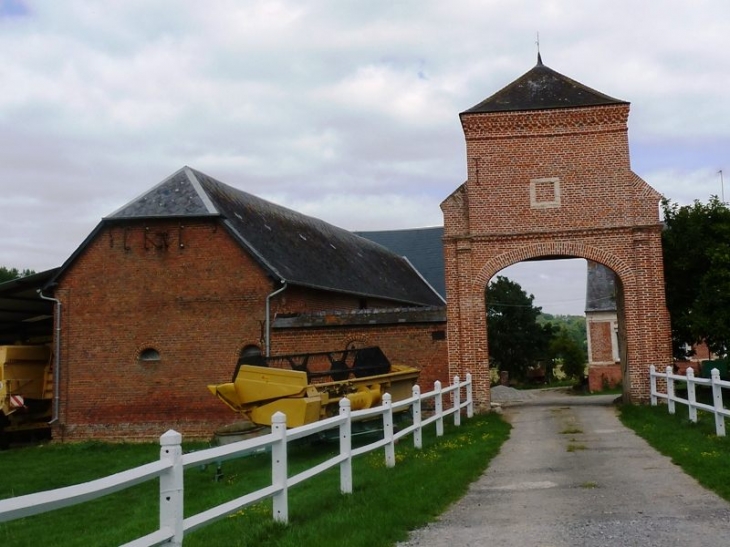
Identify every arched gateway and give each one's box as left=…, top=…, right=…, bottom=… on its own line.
left=442, top=55, right=672, bottom=405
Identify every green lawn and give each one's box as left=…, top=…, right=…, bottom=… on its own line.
left=7, top=400, right=729, bottom=545
left=0, top=413, right=510, bottom=546
left=619, top=400, right=730, bottom=502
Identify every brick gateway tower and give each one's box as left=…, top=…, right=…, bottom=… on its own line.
left=441, top=56, right=672, bottom=405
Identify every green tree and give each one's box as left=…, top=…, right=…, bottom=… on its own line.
left=0, top=267, right=35, bottom=284
left=539, top=313, right=587, bottom=354
left=549, top=328, right=587, bottom=381
left=662, top=197, right=730, bottom=358
left=486, top=276, right=554, bottom=382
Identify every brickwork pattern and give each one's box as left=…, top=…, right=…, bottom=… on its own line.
left=53, top=219, right=447, bottom=441
left=273, top=323, right=449, bottom=390
left=589, top=321, right=614, bottom=363
left=443, top=102, right=673, bottom=406
left=588, top=364, right=622, bottom=391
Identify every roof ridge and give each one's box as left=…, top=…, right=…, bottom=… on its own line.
left=186, top=169, right=444, bottom=306
left=462, top=59, right=627, bottom=115
left=104, top=166, right=186, bottom=218
left=105, top=166, right=220, bottom=220
left=183, top=166, right=219, bottom=214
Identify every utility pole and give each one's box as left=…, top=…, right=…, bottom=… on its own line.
left=720, top=170, right=725, bottom=203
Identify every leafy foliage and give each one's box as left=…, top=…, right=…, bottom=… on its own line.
left=662, top=197, right=730, bottom=358
left=486, top=276, right=554, bottom=382
left=539, top=313, right=587, bottom=353
left=549, top=328, right=587, bottom=380
left=0, top=266, right=35, bottom=284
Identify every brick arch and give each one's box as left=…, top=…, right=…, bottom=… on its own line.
left=441, top=85, right=673, bottom=407
left=345, top=337, right=370, bottom=350
left=473, top=242, right=635, bottom=292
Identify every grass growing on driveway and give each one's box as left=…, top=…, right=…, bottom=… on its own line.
left=619, top=403, right=730, bottom=502
left=0, top=412, right=510, bottom=547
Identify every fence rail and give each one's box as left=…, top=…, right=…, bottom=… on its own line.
left=0, top=374, right=472, bottom=546
left=650, top=364, right=730, bottom=436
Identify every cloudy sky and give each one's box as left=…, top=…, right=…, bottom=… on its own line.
left=1, top=0, right=728, bottom=315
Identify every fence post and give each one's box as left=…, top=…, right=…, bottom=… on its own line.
left=382, top=393, right=395, bottom=468
left=666, top=366, right=675, bottom=415
left=453, top=375, right=461, bottom=426
left=412, top=384, right=422, bottom=449
left=466, top=373, right=474, bottom=418
left=339, top=398, right=353, bottom=494
left=711, top=369, right=726, bottom=437
left=686, top=367, right=698, bottom=423
left=650, top=365, right=657, bottom=406
left=159, top=429, right=184, bottom=547
left=271, top=412, right=289, bottom=523
left=434, top=380, right=443, bottom=437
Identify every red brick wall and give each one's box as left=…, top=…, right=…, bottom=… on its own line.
left=589, top=321, right=614, bottom=363
left=588, top=364, right=622, bottom=391
left=443, top=103, right=673, bottom=406
left=53, top=219, right=447, bottom=441
left=276, top=285, right=406, bottom=315
left=272, top=319, right=449, bottom=390
left=53, top=220, right=272, bottom=440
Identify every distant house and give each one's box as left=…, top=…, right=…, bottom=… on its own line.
left=585, top=261, right=622, bottom=390
left=585, top=260, right=715, bottom=386
left=42, top=167, right=447, bottom=441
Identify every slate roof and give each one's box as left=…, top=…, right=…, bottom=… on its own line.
left=73, top=167, right=443, bottom=307
left=356, top=227, right=445, bottom=300
left=462, top=54, right=627, bottom=114
left=585, top=261, right=617, bottom=313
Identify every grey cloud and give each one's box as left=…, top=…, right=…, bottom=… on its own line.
left=1, top=1, right=728, bottom=317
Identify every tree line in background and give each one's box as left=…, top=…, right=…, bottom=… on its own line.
left=0, top=267, right=36, bottom=284
left=486, top=275, right=587, bottom=385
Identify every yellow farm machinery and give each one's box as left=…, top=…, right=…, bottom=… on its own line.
left=208, top=346, right=420, bottom=431
left=0, top=345, right=53, bottom=447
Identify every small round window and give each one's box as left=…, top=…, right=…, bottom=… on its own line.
left=139, top=348, right=161, bottom=362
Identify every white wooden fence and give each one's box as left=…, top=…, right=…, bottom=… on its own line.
left=0, top=374, right=472, bottom=546
left=650, top=365, right=730, bottom=436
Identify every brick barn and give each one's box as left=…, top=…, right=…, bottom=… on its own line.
left=2, top=54, right=676, bottom=440
left=43, top=167, right=447, bottom=441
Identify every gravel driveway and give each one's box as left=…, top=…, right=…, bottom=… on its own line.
left=399, top=388, right=730, bottom=546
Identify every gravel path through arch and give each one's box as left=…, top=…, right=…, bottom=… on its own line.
left=399, top=389, right=730, bottom=546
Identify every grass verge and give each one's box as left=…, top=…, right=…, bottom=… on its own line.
left=0, top=412, right=510, bottom=546
left=619, top=403, right=730, bottom=502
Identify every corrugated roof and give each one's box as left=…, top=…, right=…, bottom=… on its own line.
left=462, top=54, right=627, bottom=114
left=103, top=167, right=443, bottom=307
left=0, top=268, right=59, bottom=344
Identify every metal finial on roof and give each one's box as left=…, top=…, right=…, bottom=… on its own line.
left=536, top=31, right=543, bottom=65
